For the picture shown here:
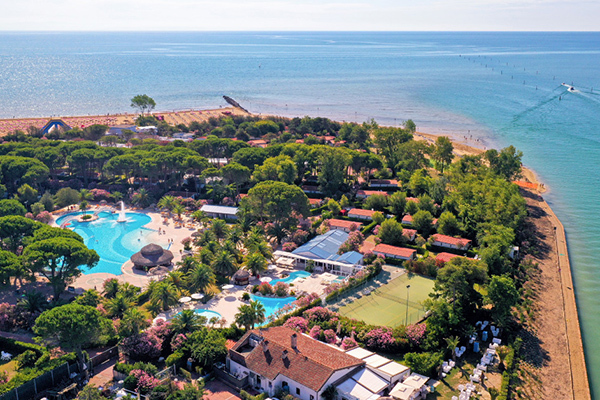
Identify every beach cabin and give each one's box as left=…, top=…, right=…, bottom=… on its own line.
left=373, top=244, right=416, bottom=261
left=200, top=205, right=239, bottom=220
left=431, top=234, right=471, bottom=251
left=348, top=208, right=378, bottom=221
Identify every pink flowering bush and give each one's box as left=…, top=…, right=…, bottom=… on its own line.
left=120, top=331, right=163, bottom=361
left=90, top=189, right=111, bottom=201
left=293, top=292, right=319, bottom=308
left=171, top=334, right=187, bottom=351
left=406, top=323, right=426, bottom=346
left=274, top=282, right=289, bottom=297
left=317, top=221, right=330, bottom=235
left=282, top=242, right=298, bottom=252
left=0, top=303, right=35, bottom=331
left=338, top=231, right=365, bottom=254
left=372, top=225, right=381, bottom=235
left=303, top=307, right=335, bottom=323
left=0, top=371, right=8, bottom=385
left=258, top=282, right=273, bottom=296
left=130, top=369, right=160, bottom=393
left=283, top=317, right=308, bottom=333
left=35, top=211, right=52, bottom=224
left=290, top=230, right=309, bottom=245
left=362, top=327, right=396, bottom=351
left=309, top=325, right=321, bottom=340
left=24, top=212, right=34, bottom=220
left=323, top=329, right=337, bottom=344
left=341, top=337, right=358, bottom=350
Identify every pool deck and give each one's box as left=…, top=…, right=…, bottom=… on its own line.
left=53, top=205, right=198, bottom=291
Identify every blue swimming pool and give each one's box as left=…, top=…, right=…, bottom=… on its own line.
left=194, top=309, right=222, bottom=321
left=271, top=270, right=311, bottom=285
left=55, top=211, right=163, bottom=275
left=251, top=295, right=296, bottom=318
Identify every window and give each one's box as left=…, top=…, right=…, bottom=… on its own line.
left=296, top=388, right=301, bottom=395
left=310, top=396, right=314, bottom=400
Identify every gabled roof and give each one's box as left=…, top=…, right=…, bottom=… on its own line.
left=357, top=190, right=389, bottom=197
left=432, top=234, right=471, bottom=247
left=231, top=327, right=364, bottom=392
left=348, top=208, right=377, bottom=217
left=292, top=229, right=348, bottom=260
left=329, top=219, right=363, bottom=230
left=329, top=251, right=364, bottom=265
left=402, top=229, right=417, bottom=239
left=373, top=244, right=416, bottom=259
left=436, top=252, right=460, bottom=263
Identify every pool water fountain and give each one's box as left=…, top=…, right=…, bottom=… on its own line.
left=117, top=201, right=127, bottom=223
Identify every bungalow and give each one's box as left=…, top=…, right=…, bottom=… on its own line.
left=348, top=208, right=378, bottom=221
left=373, top=244, right=417, bottom=261
left=401, top=215, right=413, bottom=225
left=435, top=252, right=460, bottom=264
left=200, top=205, right=239, bottom=220
left=369, top=179, right=400, bottom=188
left=328, top=219, right=363, bottom=233
left=308, top=198, right=324, bottom=208
left=402, top=229, right=417, bottom=242
left=227, top=327, right=365, bottom=400
left=302, top=185, right=321, bottom=195
left=248, top=139, right=268, bottom=148
left=356, top=190, right=389, bottom=200
left=431, top=234, right=471, bottom=251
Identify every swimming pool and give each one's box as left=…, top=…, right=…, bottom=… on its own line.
left=55, top=211, right=162, bottom=275
left=194, top=309, right=222, bottom=321
left=251, top=295, right=296, bottom=318
left=271, top=270, right=312, bottom=285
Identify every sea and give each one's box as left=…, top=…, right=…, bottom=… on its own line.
left=0, top=31, right=599, bottom=394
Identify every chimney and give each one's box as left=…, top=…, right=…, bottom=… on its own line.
left=262, top=340, right=269, bottom=353
left=281, top=350, right=288, bottom=360
left=291, top=333, right=298, bottom=349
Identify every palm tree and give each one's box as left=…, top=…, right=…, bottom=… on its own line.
left=118, top=282, right=140, bottom=300
left=17, top=291, right=47, bottom=314
left=235, top=304, right=256, bottom=330
left=227, top=226, right=243, bottom=248
left=236, top=213, right=254, bottom=233
left=105, top=293, right=134, bottom=318
left=186, top=263, right=216, bottom=293
left=172, top=309, right=203, bottom=334
left=209, top=316, right=219, bottom=327
left=322, top=385, right=338, bottom=400
left=80, top=200, right=89, bottom=213
left=444, top=336, right=461, bottom=361
left=211, top=219, right=229, bottom=240
left=131, top=188, right=152, bottom=208
left=177, top=255, right=199, bottom=274
left=266, top=223, right=289, bottom=247
left=212, top=251, right=237, bottom=277
left=166, top=271, right=186, bottom=290
left=150, top=281, right=179, bottom=311
left=80, top=189, right=94, bottom=202
left=223, top=240, right=240, bottom=262
left=250, top=300, right=266, bottom=327
left=173, top=203, right=186, bottom=220
left=119, top=308, right=150, bottom=337
left=158, top=195, right=179, bottom=213
left=247, top=240, right=273, bottom=261
left=191, top=210, right=207, bottom=222
left=246, top=253, right=267, bottom=276
left=102, top=278, right=120, bottom=299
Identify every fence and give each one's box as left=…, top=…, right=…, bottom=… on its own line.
left=90, top=346, right=118, bottom=368
left=0, top=361, right=81, bottom=400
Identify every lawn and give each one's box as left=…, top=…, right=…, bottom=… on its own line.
left=338, top=271, right=435, bottom=326
left=0, top=359, right=19, bottom=381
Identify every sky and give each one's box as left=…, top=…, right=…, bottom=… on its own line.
left=1, top=0, right=599, bottom=31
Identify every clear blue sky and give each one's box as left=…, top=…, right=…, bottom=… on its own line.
left=2, top=0, right=599, bottom=31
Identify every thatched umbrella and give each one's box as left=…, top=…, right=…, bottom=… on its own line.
left=148, top=266, right=170, bottom=276
left=233, top=269, right=251, bottom=286
left=131, top=244, right=174, bottom=270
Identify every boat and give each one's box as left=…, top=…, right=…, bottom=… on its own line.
left=562, top=83, right=576, bottom=92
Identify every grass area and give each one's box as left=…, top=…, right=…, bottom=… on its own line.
left=337, top=271, right=434, bottom=326
left=0, top=359, right=19, bottom=381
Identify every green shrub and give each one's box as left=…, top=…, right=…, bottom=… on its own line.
left=123, top=375, right=138, bottom=391
left=15, top=350, right=37, bottom=370
left=240, top=390, right=268, bottom=400
left=165, top=351, right=186, bottom=367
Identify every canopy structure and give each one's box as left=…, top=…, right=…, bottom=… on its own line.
left=179, top=296, right=192, bottom=303
left=131, top=244, right=174, bottom=270
left=222, top=284, right=234, bottom=291
left=233, top=269, right=251, bottom=286
left=191, top=293, right=204, bottom=300
left=259, top=277, right=272, bottom=283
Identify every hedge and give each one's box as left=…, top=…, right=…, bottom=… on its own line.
left=360, top=221, right=377, bottom=235
left=0, top=337, right=44, bottom=358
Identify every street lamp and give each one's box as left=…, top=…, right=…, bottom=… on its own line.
left=405, top=285, right=411, bottom=326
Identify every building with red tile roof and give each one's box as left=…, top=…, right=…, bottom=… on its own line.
left=227, top=327, right=365, bottom=400
left=356, top=190, right=389, bottom=199
left=348, top=208, right=378, bottom=220
left=248, top=139, right=268, bottom=148
left=435, top=252, right=460, bottom=264
left=328, top=219, right=363, bottom=233
left=369, top=179, right=400, bottom=188
left=373, top=244, right=417, bottom=260
left=402, top=228, right=417, bottom=242
left=431, top=234, right=471, bottom=251
left=401, top=214, right=413, bottom=225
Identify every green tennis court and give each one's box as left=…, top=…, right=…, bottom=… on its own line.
left=338, top=272, right=435, bottom=327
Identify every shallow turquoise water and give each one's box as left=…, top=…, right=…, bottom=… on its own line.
left=251, top=295, right=296, bottom=318
left=271, top=270, right=311, bottom=285
left=55, top=211, right=160, bottom=275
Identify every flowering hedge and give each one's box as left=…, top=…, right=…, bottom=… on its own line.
left=171, top=334, right=187, bottom=351
left=258, top=282, right=273, bottom=296
left=303, top=307, right=334, bottom=323
left=309, top=325, right=321, bottom=340
left=274, top=282, right=289, bottom=297
left=130, top=369, right=161, bottom=393
left=362, top=327, right=396, bottom=351
left=406, top=323, right=426, bottom=346
left=341, top=337, right=358, bottom=350
left=323, top=329, right=337, bottom=344
left=282, top=242, right=298, bottom=252
left=283, top=317, right=308, bottom=333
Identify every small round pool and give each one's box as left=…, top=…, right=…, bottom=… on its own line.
left=55, top=211, right=162, bottom=275
left=194, top=309, right=222, bottom=321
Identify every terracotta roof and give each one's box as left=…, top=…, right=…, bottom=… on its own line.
left=402, top=229, right=417, bottom=239
left=348, top=208, right=377, bottom=217
left=357, top=190, right=389, bottom=197
left=328, top=219, right=363, bottom=230
left=231, top=327, right=363, bottom=391
left=406, top=197, right=419, bottom=203
left=373, top=244, right=416, bottom=259
left=369, top=179, right=399, bottom=186
left=401, top=215, right=413, bottom=224
left=308, top=198, right=323, bottom=205
left=435, top=252, right=460, bottom=263
left=432, top=234, right=471, bottom=248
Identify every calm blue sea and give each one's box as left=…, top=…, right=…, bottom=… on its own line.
left=1, top=31, right=600, bottom=394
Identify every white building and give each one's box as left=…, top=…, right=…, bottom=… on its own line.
left=200, top=205, right=239, bottom=220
